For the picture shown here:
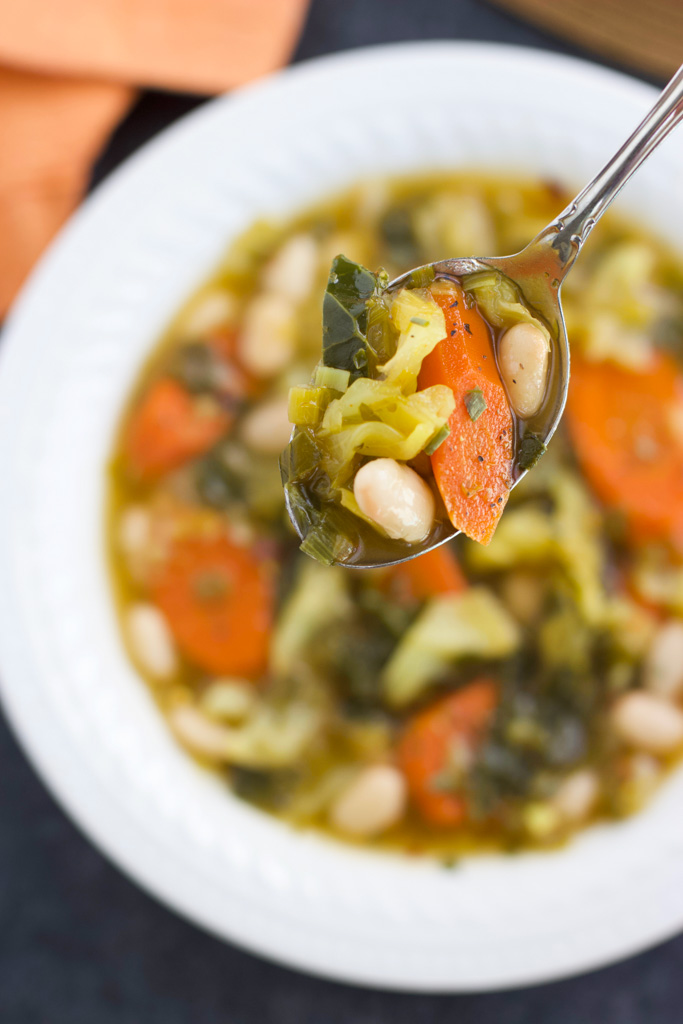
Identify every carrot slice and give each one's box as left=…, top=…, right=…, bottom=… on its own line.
left=398, top=679, right=497, bottom=827
left=391, top=544, right=467, bottom=602
left=418, top=282, right=514, bottom=545
left=124, top=377, right=230, bottom=481
left=151, top=534, right=273, bottom=677
left=567, top=353, right=683, bottom=547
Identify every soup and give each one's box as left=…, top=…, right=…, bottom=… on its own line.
left=108, top=172, right=683, bottom=857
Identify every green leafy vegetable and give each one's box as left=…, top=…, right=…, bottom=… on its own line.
left=322, top=255, right=383, bottom=379
left=464, top=387, right=487, bottom=422
left=517, top=433, right=547, bottom=471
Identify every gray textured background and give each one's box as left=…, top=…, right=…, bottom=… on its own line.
left=2, top=0, right=681, bottom=1020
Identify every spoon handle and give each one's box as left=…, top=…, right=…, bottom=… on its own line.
left=534, top=64, right=683, bottom=276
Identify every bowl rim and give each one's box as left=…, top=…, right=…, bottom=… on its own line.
left=1, top=41, right=681, bottom=992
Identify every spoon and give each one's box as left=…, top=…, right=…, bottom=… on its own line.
left=286, top=63, right=683, bottom=568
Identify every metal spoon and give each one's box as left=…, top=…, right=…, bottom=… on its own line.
left=286, top=63, right=683, bottom=568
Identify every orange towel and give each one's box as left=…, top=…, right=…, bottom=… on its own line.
left=0, top=0, right=310, bottom=316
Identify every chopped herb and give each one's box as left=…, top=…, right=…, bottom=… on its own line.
left=410, top=316, right=429, bottom=327
left=517, top=432, right=547, bottom=471
left=424, top=423, right=451, bottom=455
left=464, top=387, right=487, bottom=422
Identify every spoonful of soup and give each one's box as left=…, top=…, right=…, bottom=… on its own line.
left=282, top=64, right=683, bottom=568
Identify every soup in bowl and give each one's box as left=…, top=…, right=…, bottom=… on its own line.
left=109, top=171, right=683, bottom=860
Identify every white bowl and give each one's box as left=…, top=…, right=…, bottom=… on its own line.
left=0, top=43, right=682, bottom=992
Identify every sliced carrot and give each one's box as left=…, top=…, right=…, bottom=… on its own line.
left=391, top=544, right=467, bottom=602
left=419, top=282, right=514, bottom=545
left=567, top=353, right=683, bottom=547
left=398, top=679, right=497, bottom=827
left=124, top=377, right=230, bottom=481
left=151, top=534, right=273, bottom=678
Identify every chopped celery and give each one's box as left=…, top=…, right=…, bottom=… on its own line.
left=409, top=264, right=436, bottom=288
left=383, top=587, right=520, bottom=706
left=314, top=365, right=351, bottom=391
left=378, top=289, right=446, bottom=390
left=288, top=386, right=332, bottom=427
left=463, top=269, right=550, bottom=345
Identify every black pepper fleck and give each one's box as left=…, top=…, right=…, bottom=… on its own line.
left=477, top=455, right=484, bottom=462
left=464, top=323, right=472, bottom=335
left=450, top=329, right=456, bottom=336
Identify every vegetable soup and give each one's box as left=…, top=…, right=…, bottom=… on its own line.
left=108, top=173, right=683, bottom=857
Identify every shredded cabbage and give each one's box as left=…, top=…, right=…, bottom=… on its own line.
left=377, top=289, right=447, bottom=391
left=466, top=470, right=606, bottom=626
left=382, top=587, right=520, bottom=706
left=319, top=377, right=454, bottom=474
left=270, top=560, right=352, bottom=675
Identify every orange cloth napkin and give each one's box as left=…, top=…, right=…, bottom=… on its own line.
left=0, top=0, right=310, bottom=316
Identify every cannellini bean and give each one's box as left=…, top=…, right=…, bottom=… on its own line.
left=238, top=293, right=296, bottom=377
left=169, top=705, right=233, bottom=760
left=498, top=322, right=550, bottom=419
left=643, top=620, right=683, bottom=699
left=262, top=234, right=318, bottom=302
left=611, top=691, right=683, bottom=755
left=118, top=506, right=151, bottom=557
left=200, top=679, right=257, bottom=722
left=240, top=395, right=292, bottom=453
left=180, top=289, right=236, bottom=336
left=126, top=603, right=177, bottom=681
left=552, top=769, right=599, bottom=824
left=329, top=765, right=407, bottom=837
left=354, top=458, right=434, bottom=543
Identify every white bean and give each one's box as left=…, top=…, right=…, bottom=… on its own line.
left=329, top=764, right=407, bottom=837
left=240, top=396, right=292, bottom=454
left=126, top=603, right=177, bottom=681
left=552, top=769, right=599, bottom=824
left=611, top=691, right=683, bottom=755
left=200, top=680, right=257, bottom=722
left=169, top=705, right=232, bottom=760
left=118, top=506, right=151, bottom=557
left=643, top=620, right=683, bottom=700
left=180, top=289, right=236, bottom=336
left=354, top=458, right=434, bottom=543
left=238, top=293, right=295, bottom=377
left=262, top=234, right=318, bottom=302
left=499, top=322, right=550, bottom=419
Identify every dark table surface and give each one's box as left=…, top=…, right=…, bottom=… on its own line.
left=2, top=1, right=682, bottom=1020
